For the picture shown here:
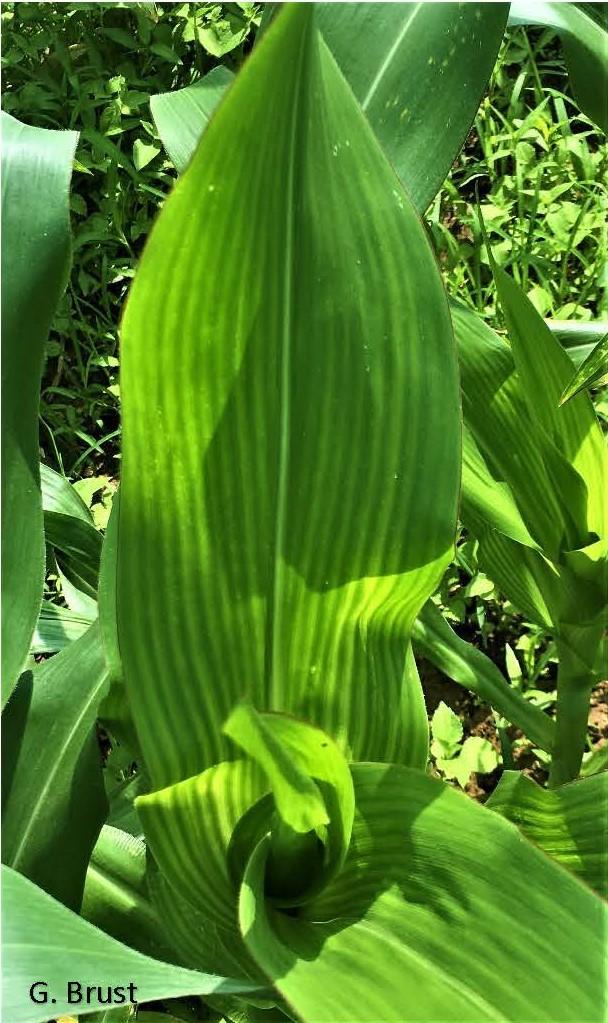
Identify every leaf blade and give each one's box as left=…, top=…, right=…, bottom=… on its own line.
left=488, top=770, right=608, bottom=898
left=239, top=764, right=606, bottom=1021
left=150, top=65, right=234, bottom=173
left=560, top=332, right=608, bottom=404
left=153, top=5, right=509, bottom=214
left=2, top=623, right=108, bottom=910
left=317, top=2, right=509, bottom=211
left=119, top=6, right=460, bottom=788
left=1, top=115, right=78, bottom=704
left=2, top=865, right=261, bottom=1023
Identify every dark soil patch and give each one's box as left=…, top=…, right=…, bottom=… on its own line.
left=419, top=659, right=475, bottom=718
left=420, top=665, right=608, bottom=800
left=510, top=743, right=549, bottom=787
left=419, top=659, right=506, bottom=801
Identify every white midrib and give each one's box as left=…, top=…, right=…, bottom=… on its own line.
left=361, top=2, right=424, bottom=112
left=11, top=647, right=107, bottom=869
left=267, top=30, right=309, bottom=703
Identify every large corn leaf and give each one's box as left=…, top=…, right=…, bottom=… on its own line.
left=152, top=4, right=508, bottom=213
left=488, top=770, right=607, bottom=898
left=1, top=115, right=78, bottom=704
left=138, top=715, right=604, bottom=1020
left=119, top=5, right=460, bottom=789
left=2, top=623, right=108, bottom=910
left=2, top=865, right=261, bottom=1023
left=239, top=763, right=606, bottom=1021
left=316, top=2, right=508, bottom=211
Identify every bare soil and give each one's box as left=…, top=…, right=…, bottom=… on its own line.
left=419, top=661, right=608, bottom=801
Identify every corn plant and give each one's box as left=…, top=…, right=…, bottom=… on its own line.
left=2, top=6, right=607, bottom=1023
left=453, top=247, right=607, bottom=789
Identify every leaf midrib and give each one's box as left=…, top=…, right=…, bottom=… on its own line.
left=267, top=20, right=310, bottom=703
left=361, top=2, right=424, bottom=112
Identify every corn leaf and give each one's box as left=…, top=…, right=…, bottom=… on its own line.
left=40, top=463, right=103, bottom=605
left=474, top=530, right=561, bottom=629
left=461, top=427, right=540, bottom=550
left=226, top=710, right=355, bottom=902
left=150, top=65, right=234, bottom=173
left=2, top=865, right=261, bottom=1023
left=316, top=2, right=508, bottom=211
left=106, top=773, right=145, bottom=837
left=488, top=770, right=608, bottom=898
left=96, top=491, right=141, bottom=757
left=2, top=623, right=108, bottom=910
left=30, top=600, right=94, bottom=654
left=85, top=1009, right=133, bottom=1023
left=581, top=743, right=608, bottom=777
left=137, top=759, right=267, bottom=939
left=491, top=266, right=606, bottom=543
left=135, top=760, right=270, bottom=983
left=239, top=763, right=606, bottom=1021
left=148, top=859, right=267, bottom=984
left=152, top=4, right=508, bottom=213
left=81, top=825, right=173, bottom=959
left=548, top=317, right=608, bottom=368
left=41, top=463, right=94, bottom=523
left=560, top=332, right=608, bottom=404
left=119, top=5, right=460, bottom=788
left=452, top=300, right=571, bottom=562
left=98, top=491, right=121, bottom=680
left=479, top=528, right=607, bottom=644
left=44, top=511, right=102, bottom=595
left=1, top=115, right=78, bottom=705
left=135, top=718, right=376, bottom=983
left=224, top=704, right=340, bottom=835
left=453, top=297, right=607, bottom=634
